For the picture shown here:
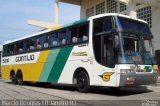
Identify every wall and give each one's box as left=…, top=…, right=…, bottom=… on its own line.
left=151, top=7, right=160, bottom=51
left=81, top=0, right=105, bottom=18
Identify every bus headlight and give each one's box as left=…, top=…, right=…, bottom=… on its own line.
left=120, top=69, right=136, bottom=74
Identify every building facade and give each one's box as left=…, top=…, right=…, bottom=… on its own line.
left=59, top=0, right=160, bottom=53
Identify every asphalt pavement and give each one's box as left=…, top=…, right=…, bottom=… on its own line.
left=0, top=77, right=160, bottom=106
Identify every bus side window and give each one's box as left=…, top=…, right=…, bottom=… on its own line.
left=56, top=37, right=61, bottom=46
left=18, top=42, right=24, bottom=53
left=24, top=40, right=30, bottom=52
left=66, top=30, right=71, bottom=44
left=36, top=36, right=43, bottom=50
left=6, top=45, right=10, bottom=56
left=69, top=27, right=78, bottom=43
left=29, top=38, right=36, bottom=51
left=14, top=44, right=18, bottom=55
left=78, top=23, right=89, bottom=42
left=43, top=34, right=49, bottom=48
left=69, top=23, right=89, bottom=44
left=94, top=16, right=112, bottom=34
left=50, top=32, right=58, bottom=47
left=14, top=43, right=21, bottom=55
left=9, top=44, right=14, bottom=55
left=59, top=30, right=68, bottom=45
left=3, top=45, right=7, bottom=56
left=57, top=32, right=63, bottom=46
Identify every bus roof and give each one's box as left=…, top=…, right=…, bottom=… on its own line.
left=3, top=13, right=147, bottom=45
left=89, top=13, right=147, bottom=24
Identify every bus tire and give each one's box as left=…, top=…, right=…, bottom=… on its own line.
left=16, top=71, right=23, bottom=85
left=10, top=70, right=16, bottom=84
left=77, top=71, right=90, bottom=93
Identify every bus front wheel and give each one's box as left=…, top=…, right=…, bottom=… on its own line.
left=77, top=71, right=90, bottom=93
left=16, top=71, right=23, bottom=85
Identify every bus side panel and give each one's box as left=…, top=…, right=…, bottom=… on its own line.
left=39, top=47, right=73, bottom=83
left=18, top=50, right=49, bottom=81
left=38, top=49, right=61, bottom=82
left=57, top=45, right=118, bottom=86
left=57, top=45, right=94, bottom=84
left=1, top=66, right=11, bottom=80
left=29, top=50, right=49, bottom=81
left=1, top=50, right=49, bottom=82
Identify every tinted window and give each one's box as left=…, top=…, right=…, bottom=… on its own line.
left=17, top=42, right=24, bottom=53
left=10, top=44, right=14, bottom=55
left=70, top=27, right=78, bottom=43
left=118, top=17, right=152, bottom=37
left=59, top=30, right=67, bottom=45
left=69, top=22, right=89, bottom=43
left=43, top=34, right=49, bottom=48
left=66, top=30, right=71, bottom=44
left=94, top=16, right=112, bottom=34
left=29, top=38, right=36, bottom=50
left=78, top=24, right=89, bottom=42
left=24, top=39, right=30, bottom=52
left=36, top=36, right=43, bottom=50
left=3, top=22, right=89, bottom=56
left=50, top=32, right=60, bottom=47
left=3, top=45, right=7, bottom=56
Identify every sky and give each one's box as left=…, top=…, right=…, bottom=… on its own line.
left=0, top=0, right=80, bottom=44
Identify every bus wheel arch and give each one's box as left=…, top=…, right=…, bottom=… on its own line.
left=73, top=67, right=90, bottom=93
left=10, top=70, right=16, bottom=84
left=16, top=69, right=23, bottom=85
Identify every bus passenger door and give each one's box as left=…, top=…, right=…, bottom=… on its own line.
left=101, top=35, right=115, bottom=68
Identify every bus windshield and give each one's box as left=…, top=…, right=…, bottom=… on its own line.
left=93, top=16, right=156, bottom=67
left=118, top=17, right=153, bottom=38
left=118, top=33, right=156, bottom=65
left=117, top=17, right=156, bottom=65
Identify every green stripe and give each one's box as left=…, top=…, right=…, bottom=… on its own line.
left=39, top=49, right=60, bottom=82
left=47, top=46, right=73, bottom=82
left=63, top=18, right=88, bottom=28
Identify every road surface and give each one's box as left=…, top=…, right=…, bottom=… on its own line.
left=0, top=78, right=160, bottom=106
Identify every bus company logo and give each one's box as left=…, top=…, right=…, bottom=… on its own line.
left=72, top=52, right=88, bottom=56
left=99, top=72, right=114, bottom=82
left=2, top=58, right=9, bottom=63
left=15, top=54, right=35, bottom=62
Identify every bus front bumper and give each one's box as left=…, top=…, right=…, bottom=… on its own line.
left=119, top=72, right=158, bottom=87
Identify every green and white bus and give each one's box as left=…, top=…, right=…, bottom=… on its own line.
left=1, top=13, right=158, bottom=92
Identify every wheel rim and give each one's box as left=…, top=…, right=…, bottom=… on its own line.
left=78, top=73, right=87, bottom=89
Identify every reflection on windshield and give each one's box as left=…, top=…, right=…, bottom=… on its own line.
left=118, top=33, right=155, bottom=65
left=118, top=17, right=152, bottom=37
